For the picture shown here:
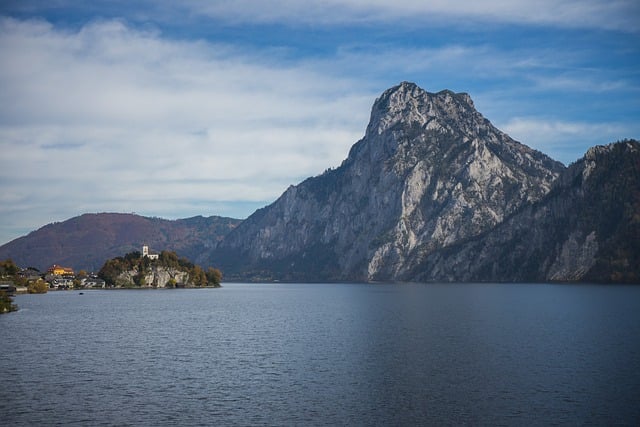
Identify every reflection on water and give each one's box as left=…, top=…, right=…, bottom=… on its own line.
left=2, top=283, right=640, bottom=425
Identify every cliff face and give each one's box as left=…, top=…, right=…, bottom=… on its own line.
left=117, top=265, right=189, bottom=288
left=413, top=140, right=640, bottom=283
left=213, top=82, right=565, bottom=281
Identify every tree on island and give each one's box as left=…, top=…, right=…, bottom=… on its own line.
left=0, top=291, right=18, bottom=313
left=206, top=267, right=222, bottom=286
left=0, top=258, right=19, bottom=277
left=1, top=259, right=22, bottom=313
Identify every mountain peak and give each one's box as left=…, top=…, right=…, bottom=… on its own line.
left=367, top=82, right=477, bottom=137
left=584, top=139, right=639, bottom=161
left=214, top=82, right=565, bottom=282
left=378, top=82, right=474, bottom=109
left=579, top=139, right=640, bottom=181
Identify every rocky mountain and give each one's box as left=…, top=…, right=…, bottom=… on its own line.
left=210, top=82, right=566, bottom=281
left=0, top=213, right=241, bottom=272
left=412, top=139, right=640, bottom=283
left=3, top=82, right=636, bottom=283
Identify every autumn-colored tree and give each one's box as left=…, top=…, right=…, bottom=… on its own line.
left=28, top=279, right=48, bottom=294
left=206, top=267, right=222, bottom=286
left=159, top=250, right=179, bottom=268
left=0, top=259, right=19, bottom=277
left=99, top=257, right=124, bottom=286
left=190, top=266, right=207, bottom=287
left=0, top=291, right=18, bottom=313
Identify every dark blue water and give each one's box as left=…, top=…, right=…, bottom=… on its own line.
left=2, top=283, right=640, bottom=426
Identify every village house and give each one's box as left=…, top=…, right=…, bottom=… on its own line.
left=19, top=268, right=42, bottom=282
left=0, top=281, right=17, bottom=294
left=47, top=264, right=75, bottom=276
left=44, top=264, right=76, bottom=289
left=81, top=277, right=106, bottom=288
left=50, top=278, right=74, bottom=289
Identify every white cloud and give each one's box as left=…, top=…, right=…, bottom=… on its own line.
left=0, top=17, right=374, bottom=244
left=528, top=74, right=634, bottom=93
left=186, top=0, right=640, bottom=31
left=0, top=10, right=637, bottom=245
left=500, top=117, right=638, bottom=164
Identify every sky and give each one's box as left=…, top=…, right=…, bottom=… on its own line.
left=0, top=0, right=639, bottom=246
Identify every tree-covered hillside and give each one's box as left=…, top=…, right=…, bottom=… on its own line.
left=0, top=213, right=241, bottom=272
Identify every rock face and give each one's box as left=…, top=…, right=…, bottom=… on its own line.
left=117, top=265, right=189, bottom=288
left=212, top=82, right=565, bottom=281
left=414, top=140, right=640, bottom=283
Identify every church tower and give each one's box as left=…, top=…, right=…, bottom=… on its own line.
left=142, top=245, right=159, bottom=260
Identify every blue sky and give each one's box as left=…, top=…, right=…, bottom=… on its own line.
left=0, top=1, right=639, bottom=246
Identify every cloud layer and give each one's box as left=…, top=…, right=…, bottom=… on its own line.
left=0, top=1, right=638, bottom=245
left=186, top=0, right=640, bottom=31
left=0, top=17, right=374, bottom=242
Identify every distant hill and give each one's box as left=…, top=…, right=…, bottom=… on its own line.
left=0, top=213, right=241, bottom=272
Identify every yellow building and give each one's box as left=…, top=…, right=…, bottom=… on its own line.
left=47, top=265, right=75, bottom=276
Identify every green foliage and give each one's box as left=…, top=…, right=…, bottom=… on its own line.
left=158, top=250, right=193, bottom=270
left=27, top=279, right=48, bottom=294
left=0, top=291, right=18, bottom=313
left=0, top=259, right=19, bottom=277
left=125, top=251, right=142, bottom=262
left=159, top=250, right=179, bottom=268
left=190, top=265, right=208, bottom=287
left=0, top=260, right=28, bottom=313
left=187, top=265, right=223, bottom=287
left=206, top=268, right=223, bottom=286
left=98, top=257, right=127, bottom=286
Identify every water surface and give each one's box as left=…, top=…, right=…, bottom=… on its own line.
left=2, top=283, right=639, bottom=425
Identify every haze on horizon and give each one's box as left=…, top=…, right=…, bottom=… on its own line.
left=0, top=0, right=638, bottom=246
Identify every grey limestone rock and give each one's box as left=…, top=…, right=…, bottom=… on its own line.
left=212, top=82, right=565, bottom=281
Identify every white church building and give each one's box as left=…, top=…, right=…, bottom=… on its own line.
left=142, top=245, right=159, bottom=260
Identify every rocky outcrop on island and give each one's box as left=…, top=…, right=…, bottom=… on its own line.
left=115, top=265, right=190, bottom=288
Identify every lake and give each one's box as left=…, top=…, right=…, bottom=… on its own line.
left=2, top=282, right=640, bottom=425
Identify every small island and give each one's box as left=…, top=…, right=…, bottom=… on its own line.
left=98, top=246, right=222, bottom=288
